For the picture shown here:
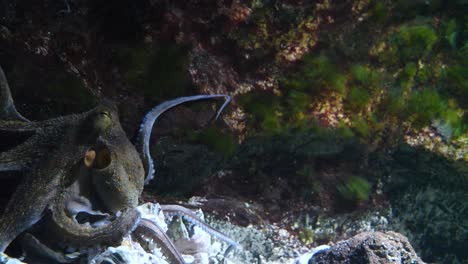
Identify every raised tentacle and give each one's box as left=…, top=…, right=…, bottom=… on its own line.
left=161, top=204, right=239, bottom=248
left=132, top=218, right=186, bottom=264
left=136, top=95, right=231, bottom=185
left=0, top=66, right=29, bottom=122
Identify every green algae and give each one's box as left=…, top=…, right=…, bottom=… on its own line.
left=298, top=228, right=314, bottom=244
left=379, top=23, right=438, bottom=65
left=406, top=89, right=444, bottom=128
left=189, top=126, right=237, bottom=156
left=283, top=54, right=346, bottom=94
left=346, top=87, right=370, bottom=112
left=337, top=176, right=370, bottom=203
left=238, top=91, right=284, bottom=134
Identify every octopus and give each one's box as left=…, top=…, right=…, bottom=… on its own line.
left=0, top=66, right=236, bottom=263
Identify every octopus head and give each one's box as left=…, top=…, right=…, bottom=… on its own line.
left=81, top=102, right=145, bottom=213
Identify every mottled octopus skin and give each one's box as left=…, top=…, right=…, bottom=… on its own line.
left=0, top=66, right=145, bottom=252
left=0, top=65, right=236, bottom=263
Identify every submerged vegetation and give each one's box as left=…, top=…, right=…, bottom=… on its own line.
left=337, top=176, right=370, bottom=203
left=234, top=1, right=467, bottom=162
left=188, top=126, right=237, bottom=156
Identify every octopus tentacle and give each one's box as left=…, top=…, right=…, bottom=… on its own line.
left=47, top=204, right=141, bottom=247
left=136, top=95, right=230, bottom=185
left=133, top=218, right=186, bottom=264
left=20, top=233, right=78, bottom=263
left=0, top=121, right=38, bottom=132
left=0, top=116, right=89, bottom=173
left=161, top=204, right=239, bottom=248
left=39, top=155, right=142, bottom=248
left=0, top=150, right=78, bottom=252
left=0, top=66, right=29, bottom=122
left=0, top=135, right=40, bottom=172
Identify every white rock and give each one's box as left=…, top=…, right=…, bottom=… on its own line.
left=293, top=245, right=331, bottom=264
left=0, top=253, right=25, bottom=264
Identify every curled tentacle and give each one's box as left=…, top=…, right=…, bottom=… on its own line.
left=47, top=200, right=141, bottom=247
left=132, top=218, right=186, bottom=264
left=136, top=95, right=230, bottom=185
left=161, top=204, right=239, bottom=248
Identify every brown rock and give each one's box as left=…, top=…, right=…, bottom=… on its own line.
left=310, top=231, right=424, bottom=264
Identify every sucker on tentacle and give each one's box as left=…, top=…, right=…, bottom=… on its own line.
left=133, top=218, right=186, bottom=264
left=136, top=95, right=231, bottom=185
left=161, top=204, right=240, bottom=248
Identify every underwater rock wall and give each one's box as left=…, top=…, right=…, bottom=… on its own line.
left=0, top=1, right=466, bottom=263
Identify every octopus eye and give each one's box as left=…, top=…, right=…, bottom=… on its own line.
left=99, top=111, right=110, bottom=117
left=93, top=111, right=112, bottom=134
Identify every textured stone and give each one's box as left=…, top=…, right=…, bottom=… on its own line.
left=309, top=231, right=424, bottom=264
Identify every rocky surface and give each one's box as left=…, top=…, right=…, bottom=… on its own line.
left=0, top=253, right=25, bottom=264
left=309, top=231, right=424, bottom=264
left=0, top=200, right=427, bottom=264
left=381, top=146, right=468, bottom=263
left=83, top=218, right=427, bottom=264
